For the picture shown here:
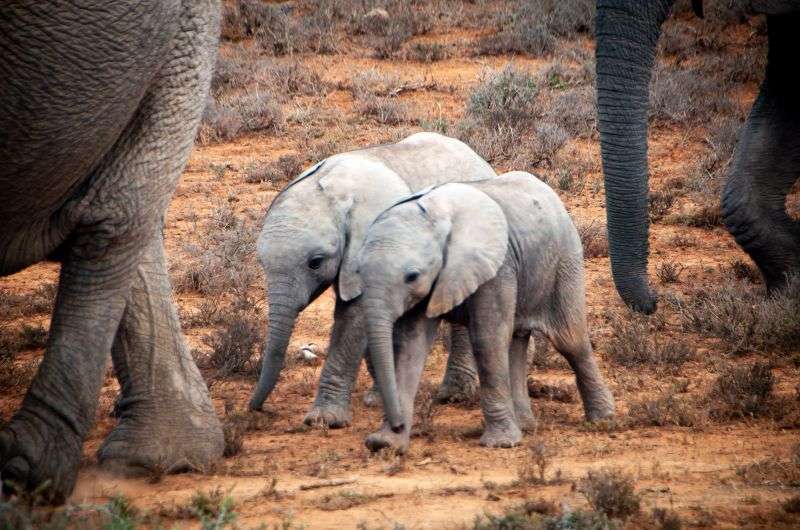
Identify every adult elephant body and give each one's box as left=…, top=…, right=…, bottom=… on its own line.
left=596, top=0, right=800, bottom=312
left=248, top=133, right=495, bottom=425
left=0, top=1, right=223, bottom=502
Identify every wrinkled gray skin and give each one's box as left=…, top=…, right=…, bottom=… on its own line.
left=248, top=133, right=496, bottom=426
left=355, top=173, right=614, bottom=453
left=596, top=0, right=800, bottom=313
left=0, top=1, right=223, bottom=503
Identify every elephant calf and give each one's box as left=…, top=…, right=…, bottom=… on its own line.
left=248, top=133, right=496, bottom=426
left=351, top=172, right=615, bottom=453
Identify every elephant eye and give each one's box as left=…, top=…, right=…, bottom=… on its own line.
left=308, top=256, right=324, bottom=270
left=404, top=271, right=420, bottom=284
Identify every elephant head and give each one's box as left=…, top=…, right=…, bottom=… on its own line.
left=248, top=157, right=410, bottom=410
left=595, top=0, right=675, bottom=313
left=350, top=184, right=508, bottom=430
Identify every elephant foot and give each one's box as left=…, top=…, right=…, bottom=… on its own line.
left=514, top=408, right=538, bottom=433
left=98, top=406, right=223, bottom=477
left=435, top=372, right=479, bottom=404
left=582, top=388, right=615, bottom=422
left=303, top=403, right=352, bottom=428
left=480, top=422, right=522, bottom=449
left=363, top=386, right=381, bottom=408
left=0, top=414, right=83, bottom=504
left=364, top=425, right=410, bottom=454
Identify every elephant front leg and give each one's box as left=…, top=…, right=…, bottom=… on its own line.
left=365, top=312, right=438, bottom=454
left=436, top=322, right=479, bottom=404
left=720, top=14, right=800, bottom=291
left=304, top=298, right=367, bottom=428
left=98, top=232, right=223, bottom=476
left=0, top=230, right=140, bottom=503
left=467, top=276, right=522, bottom=449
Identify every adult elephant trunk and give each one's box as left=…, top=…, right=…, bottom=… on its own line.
left=248, top=287, right=300, bottom=411
left=595, top=0, right=673, bottom=314
left=365, top=307, right=404, bottom=432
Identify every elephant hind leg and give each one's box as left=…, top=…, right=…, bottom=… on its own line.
left=545, top=264, right=614, bottom=422
left=509, top=332, right=535, bottom=432
left=98, top=231, right=223, bottom=476
left=720, top=14, right=800, bottom=292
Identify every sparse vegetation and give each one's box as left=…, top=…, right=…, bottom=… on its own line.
left=577, top=220, right=609, bottom=259
left=626, top=384, right=704, bottom=428
left=708, top=362, right=775, bottom=420
left=675, top=277, right=800, bottom=355
left=578, top=468, right=641, bottom=520
left=607, top=313, right=692, bottom=370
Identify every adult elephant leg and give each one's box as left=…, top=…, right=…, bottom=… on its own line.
left=365, top=309, right=439, bottom=453
left=98, top=231, right=223, bottom=475
left=0, top=0, right=220, bottom=502
left=721, top=14, right=800, bottom=291
left=0, top=233, right=139, bottom=503
left=304, top=298, right=367, bottom=427
left=436, top=322, right=478, bottom=404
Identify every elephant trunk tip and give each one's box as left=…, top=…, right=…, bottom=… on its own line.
left=616, top=279, right=658, bottom=315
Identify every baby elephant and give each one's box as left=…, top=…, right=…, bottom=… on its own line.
left=348, top=172, right=614, bottom=453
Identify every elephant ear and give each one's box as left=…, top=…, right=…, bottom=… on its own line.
left=420, top=183, right=509, bottom=318
left=317, top=157, right=410, bottom=301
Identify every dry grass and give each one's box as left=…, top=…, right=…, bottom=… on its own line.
left=626, top=384, right=704, bottom=428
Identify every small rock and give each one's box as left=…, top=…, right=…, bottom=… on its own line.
left=298, top=343, right=320, bottom=363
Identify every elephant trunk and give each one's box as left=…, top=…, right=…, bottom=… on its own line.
left=595, top=0, right=674, bottom=314
left=248, top=290, right=299, bottom=411
left=365, top=308, right=404, bottom=432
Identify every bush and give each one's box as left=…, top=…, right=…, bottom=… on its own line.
left=627, top=387, right=703, bottom=428
left=406, top=42, right=449, bottom=62
left=203, top=307, right=262, bottom=378
left=578, top=468, right=641, bottom=519
left=656, top=261, right=685, bottom=284
left=477, top=0, right=594, bottom=56
left=708, top=362, right=774, bottom=420
left=607, top=313, right=692, bottom=369
left=576, top=220, right=609, bottom=259
left=466, top=66, right=540, bottom=126
left=244, top=154, right=306, bottom=186
left=675, top=277, right=800, bottom=354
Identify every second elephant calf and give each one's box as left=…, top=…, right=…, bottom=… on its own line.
left=350, top=171, right=615, bottom=453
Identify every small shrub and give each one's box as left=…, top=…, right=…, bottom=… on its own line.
left=652, top=508, right=683, bottom=530
left=406, top=42, right=449, bottom=62
left=579, top=468, right=641, bottom=519
left=576, top=220, right=609, bottom=259
left=466, top=66, right=540, bottom=126
left=724, top=259, right=761, bottom=283
left=544, top=86, right=595, bottom=138
left=244, top=154, right=305, bottom=186
left=607, top=313, right=692, bottom=369
left=649, top=190, right=676, bottom=223
left=627, top=386, right=703, bottom=428
left=527, top=380, right=574, bottom=403
left=675, top=277, right=800, bottom=354
left=356, top=94, right=411, bottom=124
left=708, top=362, right=774, bottom=420
left=736, top=444, right=800, bottom=487
left=203, top=309, right=262, bottom=377
left=227, top=90, right=284, bottom=133
left=656, top=261, right=685, bottom=284
left=517, top=440, right=552, bottom=485
left=477, top=0, right=594, bottom=56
